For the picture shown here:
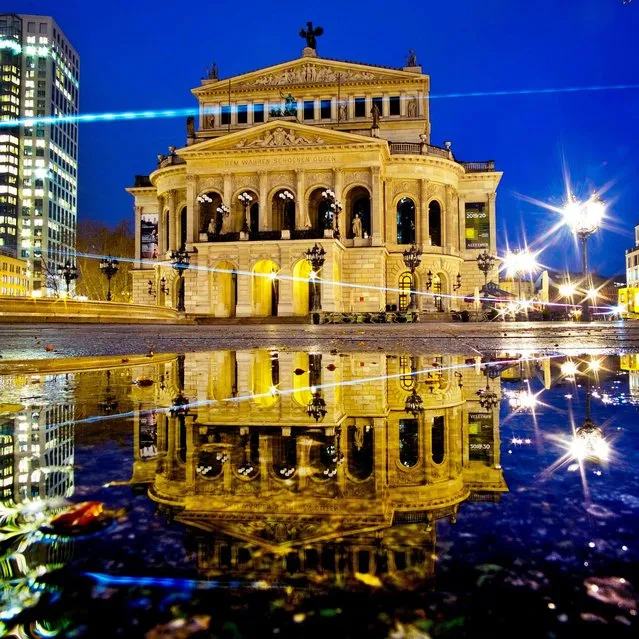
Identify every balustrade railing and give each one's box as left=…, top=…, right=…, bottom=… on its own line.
left=459, top=160, right=495, bottom=172
left=157, top=154, right=186, bottom=169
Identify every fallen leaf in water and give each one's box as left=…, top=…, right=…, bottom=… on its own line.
left=293, top=368, right=306, bottom=375
left=325, top=363, right=337, bottom=371
left=44, top=344, right=54, bottom=352
left=354, top=572, right=382, bottom=588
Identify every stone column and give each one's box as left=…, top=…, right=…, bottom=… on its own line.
left=371, top=168, right=382, bottom=246
left=134, top=204, right=143, bottom=263
left=235, top=249, right=252, bottom=317
left=487, top=193, right=497, bottom=254
left=186, top=175, right=197, bottom=244
left=446, top=185, right=458, bottom=252
left=167, top=190, right=177, bottom=252
left=156, top=197, right=166, bottom=258
left=420, top=179, right=429, bottom=246
left=258, top=171, right=268, bottom=231
left=295, top=170, right=305, bottom=230
left=223, top=173, right=233, bottom=230
left=384, top=177, right=394, bottom=245
left=458, top=193, right=466, bottom=252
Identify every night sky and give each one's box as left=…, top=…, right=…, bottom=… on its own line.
left=14, top=0, right=639, bottom=276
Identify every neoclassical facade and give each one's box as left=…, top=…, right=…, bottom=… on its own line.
left=129, top=46, right=501, bottom=317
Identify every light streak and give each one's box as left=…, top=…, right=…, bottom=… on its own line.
left=54, top=248, right=595, bottom=311
left=1, top=84, right=637, bottom=129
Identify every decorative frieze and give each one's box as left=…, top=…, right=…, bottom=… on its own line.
left=236, top=127, right=325, bottom=148
left=246, top=64, right=376, bottom=87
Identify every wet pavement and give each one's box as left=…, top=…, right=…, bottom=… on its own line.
left=1, top=339, right=638, bottom=637
left=1, top=321, right=639, bottom=367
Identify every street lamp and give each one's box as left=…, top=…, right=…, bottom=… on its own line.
left=502, top=249, right=538, bottom=302
left=454, top=273, right=462, bottom=291
left=477, top=251, right=496, bottom=288
left=278, top=190, right=295, bottom=231
left=562, top=193, right=605, bottom=322
left=404, top=389, right=424, bottom=417
left=99, top=256, right=119, bottom=301
left=402, top=244, right=422, bottom=311
left=321, top=188, right=343, bottom=240
left=57, top=260, right=77, bottom=295
left=170, top=248, right=190, bottom=312
left=305, top=243, right=326, bottom=317
left=238, top=192, right=253, bottom=233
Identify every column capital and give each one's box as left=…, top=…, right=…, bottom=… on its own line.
left=488, top=192, right=496, bottom=202
left=371, top=166, right=381, bottom=176
left=185, top=174, right=197, bottom=185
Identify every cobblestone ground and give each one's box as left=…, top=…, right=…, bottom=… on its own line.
left=1, top=321, right=638, bottom=364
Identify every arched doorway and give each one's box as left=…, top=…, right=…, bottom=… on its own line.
left=432, top=273, right=443, bottom=311
left=272, top=189, right=295, bottom=232
left=211, top=260, right=236, bottom=317
left=396, top=197, right=416, bottom=244
left=432, top=415, right=445, bottom=464
left=308, top=187, right=332, bottom=234
left=345, top=186, right=371, bottom=239
left=398, top=272, right=413, bottom=312
left=292, top=259, right=312, bottom=316
left=252, top=259, right=279, bottom=316
left=399, top=418, right=419, bottom=468
left=252, top=350, right=279, bottom=407
left=179, top=206, right=187, bottom=250
left=197, top=191, right=223, bottom=237
left=428, top=201, right=442, bottom=247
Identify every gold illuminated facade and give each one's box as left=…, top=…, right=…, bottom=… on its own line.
left=129, top=45, right=501, bottom=317
left=619, top=223, right=639, bottom=318
left=0, top=249, right=30, bottom=296
left=123, top=349, right=508, bottom=581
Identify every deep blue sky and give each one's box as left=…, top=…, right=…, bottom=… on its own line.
left=17, top=0, right=639, bottom=275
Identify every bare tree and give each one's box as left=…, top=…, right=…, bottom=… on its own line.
left=75, top=218, right=134, bottom=302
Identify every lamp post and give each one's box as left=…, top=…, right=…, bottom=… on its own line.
left=216, top=203, right=230, bottom=236
left=305, top=243, right=326, bottom=318
left=99, top=256, right=119, bottom=301
left=402, top=243, right=422, bottom=312
left=477, top=251, right=496, bottom=288
left=306, top=389, right=328, bottom=422
left=170, top=248, right=190, bottom=312
left=321, top=188, right=343, bottom=240
left=278, top=190, right=295, bottom=231
left=562, top=193, right=605, bottom=322
left=57, top=260, right=77, bottom=295
left=238, top=192, right=253, bottom=234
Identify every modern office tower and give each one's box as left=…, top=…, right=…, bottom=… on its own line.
left=0, top=14, right=79, bottom=295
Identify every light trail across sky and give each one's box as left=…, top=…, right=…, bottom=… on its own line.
left=1, top=83, right=638, bottom=129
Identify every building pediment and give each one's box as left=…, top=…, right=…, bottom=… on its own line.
left=177, top=120, right=387, bottom=157
left=193, top=56, right=427, bottom=98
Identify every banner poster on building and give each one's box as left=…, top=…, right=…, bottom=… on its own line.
left=140, top=214, right=159, bottom=260
left=138, top=407, right=158, bottom=459
left=468, top=412, right=494, bottom=463
left=465, top=202, right=490, bottom=249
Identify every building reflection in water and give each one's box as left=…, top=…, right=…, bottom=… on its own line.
left=122, top=349, right=509, bottom=583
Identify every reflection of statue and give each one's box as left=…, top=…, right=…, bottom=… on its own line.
left=352, top=213, right=363, bottom=238
left=206, top=62, right=218, bottom=80
left=299, top=21, right=324, bottom=50
left=371, top=104, right=381, bottom=128
left=186, top=116, right=195, bottom=137
left=405, top=49, right=418, bottom=67
left=407, top=98, right=417, bottom=117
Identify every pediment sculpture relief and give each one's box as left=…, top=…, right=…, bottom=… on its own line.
left=247, top=64, right=375, bottom=86
left=236, top=127, right=325, bottom=148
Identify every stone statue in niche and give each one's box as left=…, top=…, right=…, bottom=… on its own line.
left=371, top=104, right=381, bottom=128
left=186, top=116, right=195, bottom=137
left=338, top=102, right=347, bottom=121
left=204, top=111, right=215, bottom=129
left=352, top=214, right=363, bottom=238
left=407, top=98, right=418, bottom=117
left=207, top=217, right=216, bottom=236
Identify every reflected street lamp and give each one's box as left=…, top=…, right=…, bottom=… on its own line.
left=305, top=243, right=326, bottom=317
left=322, top=188, right=343, bottom=240
left=562, top=193, right=605, bottom=322
left=57, top=260, right=77, bottom=295
left=404, top=389, right=424, bottom=417
left=99, top=256, right=119, bottom=301
left=170, top=248, right=190, bottom=312
left=306, top=389, right=328, bottom=422
left=402, top=244, right=422, bottom=311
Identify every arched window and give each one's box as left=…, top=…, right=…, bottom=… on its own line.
left=399, top=418, right=419, bottom=468
left=179, top=206, right=187, bottom=250
left=431, top=415, right=445, bottom=464
left=272, top=189, right=295, bottom=231
left=396, top=197, right=416, bottom=244
left=347, top=424, right=373, bottom=480
left=347, top=186, right=371, bottom=238
left=428, top=201, right=442, bottom=247
left=197, top=191, right=223, bottom=237
left=398, top=272, right=413, bottom=312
